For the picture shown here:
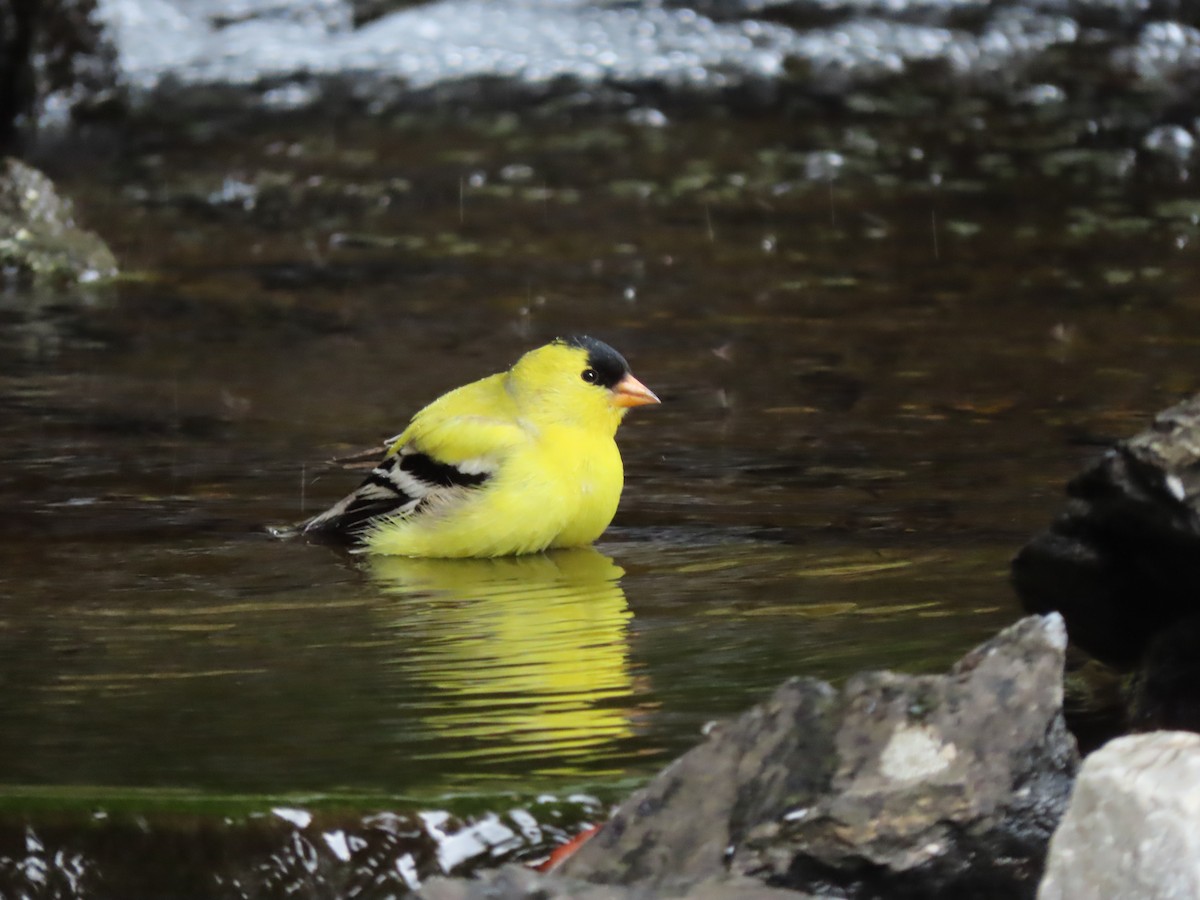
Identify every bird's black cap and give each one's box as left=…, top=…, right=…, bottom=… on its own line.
left=560, top=335, right=630, bottom=389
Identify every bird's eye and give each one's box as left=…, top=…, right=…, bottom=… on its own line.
left=581, top=368, right=600, bottom=384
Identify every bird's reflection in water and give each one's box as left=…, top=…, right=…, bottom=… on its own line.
left=367, top=548, right=635, bottom=773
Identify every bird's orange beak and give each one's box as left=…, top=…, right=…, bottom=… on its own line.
left=611, top=373, right=660, bottom=408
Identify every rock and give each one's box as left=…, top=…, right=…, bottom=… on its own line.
left=733, top=615, right=1077, bottom=899
left=1012, top=395, right=1200, bottom=669
left=1126, top=613, right=1200, bottom=732
left=1038, top=731, right=1200, bottom=900
left=563, top=615, right=1077, bottom=900
left=0, top=157, right=117, bottom=283
left=562, top=676, right=840, bottom=889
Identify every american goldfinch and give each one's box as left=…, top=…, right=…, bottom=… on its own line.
left=303, top=336, right=659, bottom=557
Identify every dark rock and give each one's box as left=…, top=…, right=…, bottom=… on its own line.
left=0, top=156, right=117, bottom=283
left=561, top=616, right=1076, bottom=900
left=1127, top=612, right=1200, bottom=732
left=1012, top=395, right=1200, bottom=669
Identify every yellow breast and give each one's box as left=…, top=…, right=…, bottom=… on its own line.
left=363, top=423, right=624, bottom=558
left=542, top=425, right=624, bottom=549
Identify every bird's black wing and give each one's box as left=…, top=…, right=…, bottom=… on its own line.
left=302, top=447, right=492, bottom=539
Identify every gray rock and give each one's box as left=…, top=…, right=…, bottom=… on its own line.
left=563, top=615, right=1077, bottom=900
left=1039, top=731, right=1200, bottom=900
left=562, top=676, right=839, bottom=888
left=0, top=157, right=117, bottom=283
left=733, top=615, right=1077, bottom=899
left=1012, top=394, right=1200, bottom=670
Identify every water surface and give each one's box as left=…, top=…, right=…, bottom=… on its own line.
left=3, top=107, right=1197, bottom=809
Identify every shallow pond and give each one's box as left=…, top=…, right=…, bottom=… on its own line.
left=2, top=97, right=1200, bottom=888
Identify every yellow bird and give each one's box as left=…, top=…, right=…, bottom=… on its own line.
left=303, top=336, right=659, bottom=557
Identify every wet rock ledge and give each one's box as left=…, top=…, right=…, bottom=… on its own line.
left=421, top=614, right=1079, bottom=900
